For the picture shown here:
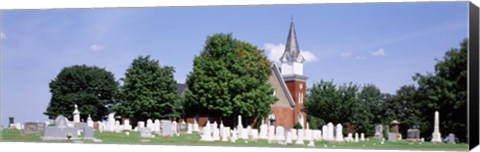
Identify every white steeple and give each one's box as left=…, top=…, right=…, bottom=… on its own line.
left=280, top=20, right=305, bottom=76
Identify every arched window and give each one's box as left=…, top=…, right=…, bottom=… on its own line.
left=268, top=113, right=276, bottom=126
left=298, top=114, right=304, bottom=128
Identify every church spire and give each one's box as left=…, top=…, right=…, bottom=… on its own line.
left=280, top=20, right=305, bottom=63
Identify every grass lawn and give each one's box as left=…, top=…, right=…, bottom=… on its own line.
left=0, top=129, right=469, bottom=151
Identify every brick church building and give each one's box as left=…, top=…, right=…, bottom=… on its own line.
left=181, top=21, right=308, bottom=128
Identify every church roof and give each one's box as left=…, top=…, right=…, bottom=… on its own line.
left=270, top=64, right=295, bottom=108
left=177, top=83, right=187, bottom=95
left=280, top=21, right=305, bottom=63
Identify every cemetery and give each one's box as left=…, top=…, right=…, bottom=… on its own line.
left=0, top=107, right=469, bottom=151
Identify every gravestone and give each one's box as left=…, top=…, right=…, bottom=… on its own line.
left=187, top=123, right=193, bottom=134
left=24, top=122, right=39, bottom=134
left=322, top=125, right=328, bottom=141
left=259, top=124, right=268, bottom=139
left=431, top=111, right=442, bottom=142
left=230, top=129, right=238, bottom=143
left=172, top=121, right=178, bottom=135
left=9, top=117, right=14, bottom=126
left=346, top=133, right=353, bottom=142
left=327, top=122, right=334, bottom=141
left=447, top=133, right=456, bottom=144
left=388, top=132, right=397, bottom=142
left=251, top=129, right=259, bottom=140
left=295, top=129, right=305, bottom=145
left=221, top=128, right=229, bottom=142
left=138, top=121, right=145, bottom=129
left=407, top=128, right=420, bottom=140
left=360, top=133, right=365, bottom=141
left=193, top=119, right=200, bottom=132
left=355, top=133, right=359, bottom=142
left=312, top=130, right=322, bottom=141
left=41, top=115, right=79, bottom=141
left=154, top=119, right=160, bottom=132
left=374, top=124, right=384, bottom=139
left=335, top=124, right=344, bottom=142
left=246, top=125, right=252, bottom=139
left=37, top=122, right=46, bottom=132
left=146, top=119, right=154, bottom=131
left=201, top=122, right=213, bottom=141
left=286, top=131, right=293, bottom=144
left=268, top=125, right=275, bottom=141
left=275, top=126, right=285, bottom=142
left=291, top=129, right=297, bottom=140
left=87, top=115, right=94, bottom=128
left=73, top=104, right=80, bottom=123
left=213, top=127, right=220, bottom=141
left=107, top=113, right=115, bottom=132
left=305, top=129, right=313, bottom=141
left=160, top=120, right=174, bottom=137
left=178, top=122, right=188, bottom=133
left=83, top=127, right=95, bottom=139
left=123, top=119, right=132, bottom=131
left=140, top=127, right=153, bottom=138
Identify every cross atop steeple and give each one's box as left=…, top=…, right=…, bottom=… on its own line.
left=280, top=20, right=305, bottom=63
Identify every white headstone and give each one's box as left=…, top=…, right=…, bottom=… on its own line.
left=73, top=104, right=80, bottom=123
left=213, top=127, right=220, bottom=141
left=431, top=111, right=442, bottom=142
left=87, top=115, right=94, bottom=128
left=360, top=133, right=365, bottom=141
left=123, top=119, right=132, bottom=131
left=335, top=124, right=344, bottom=142
left=246, top=125, right=252, bottom=137
left=346, top=133, right=353, bottom=142
left=137, top=121, right=145, bottom=129
left=115, top=120, right=121, bottom=133
left=355, top=132, right=359, bottom=142
left=286, top=131, right=293, bottom=144
left=259, top=124, right=268, bottom=139
left=107, top=113, right=115, bottom=132
left=313, top=130, right=322, bottom=141
left=328, top=123, right=334, bottom=141
left=146, top=119, right=153, bottom=131
left=295, top=129, right=305, bottom=145
left=221, top=128, right=229, bottom=142
left=154, top=119, right=160, bottom=132
left=268, top=125, right=275, bottom=141
left=322, top=125, right=328, bottom=141
left=231, top=129, right=238, bottom=143
left=172, top=121, right=178, bottom=134
left=251, top=129, right=258, bottom=140
left=291, top=129, right=298, bottom=140
left=187, top=123, right=193, bottom=134
left=200, top=122, right=213, bottom=141
left=193, top=119, right=200, bottom=132
left=275, top=126, right=285, bottom=142
left=305, top=129, right=313, bottom=141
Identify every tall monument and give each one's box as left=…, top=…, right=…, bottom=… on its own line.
left=431, top=111, right=442, bottom=142
left=73, top=104, right=80, bottom=123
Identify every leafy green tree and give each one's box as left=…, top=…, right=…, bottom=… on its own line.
left=413, top=39, right=467, bottom=141
left=353, top=84, right=385, bottom=136
left=184, top=33, right=276, bottom=121
left=44, top=65, right=118, bottom=121
left=113, top=56, right=181, bottom=122
left=305, top=80, right=358, bottom=129
left=383, top=85, right=425, bottom=138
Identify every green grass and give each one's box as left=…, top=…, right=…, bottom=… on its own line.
left=0, top=129, right=469, bottom=151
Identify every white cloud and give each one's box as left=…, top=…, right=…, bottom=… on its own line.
left=263, top=43, right=318, bottom=63
left=1, top=32, right=6, bottom=40
left=355, top=56, right=367, bottom=60
left=340, top=52, right=352, bottom=58
left=369, top=48, right=386, bottom=56
left=90, top=44, right=105, bottom=52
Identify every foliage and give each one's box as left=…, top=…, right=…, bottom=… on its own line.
left=113, top=56, right=181, bottom=122
left=184, top=33, right=277, bottom=119
left=305, top=80, right=385, bottom=135
left=44, top=65, right=118, bottom=121
left=294, top=122, right=303, bottom=129
left=413, top=39, right=467, bottom=141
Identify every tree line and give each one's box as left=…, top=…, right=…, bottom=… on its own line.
left=44, top=34, right=467, bottom=142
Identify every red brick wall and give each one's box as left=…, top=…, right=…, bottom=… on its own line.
left=285, top=80, right=307, bottom=128
left=271, top=106, right=294, bottom=127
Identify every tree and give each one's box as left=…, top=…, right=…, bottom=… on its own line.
left=113, top=56, right=181, bottom=122
left=44, top=65, right=118, bottom=121
left=184, top=33, right=276, bottom=121
left=383, top=85, right=425, bottom=138
left=304, top=80, right=358, bottom=129
left=353, top=84, right=385, bottom=136
left=413, top=39, right=467, bottom=141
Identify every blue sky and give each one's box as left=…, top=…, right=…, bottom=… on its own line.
left=0, top=2, right=469, bottom=126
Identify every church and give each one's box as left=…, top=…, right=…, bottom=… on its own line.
left=180, top=21, right=308, bottom=128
